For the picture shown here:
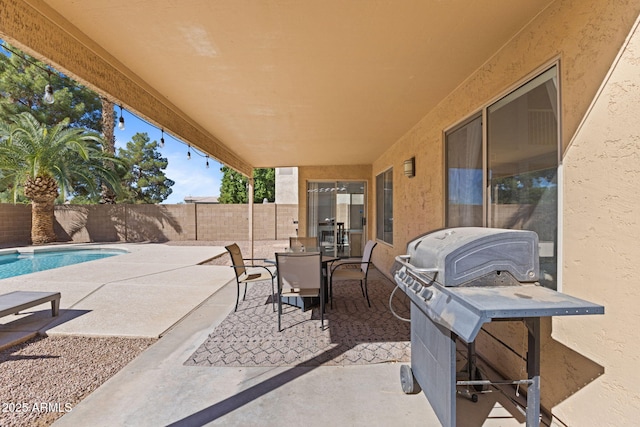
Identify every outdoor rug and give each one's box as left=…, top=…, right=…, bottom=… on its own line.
left=185, top=268, right=411, bottom=367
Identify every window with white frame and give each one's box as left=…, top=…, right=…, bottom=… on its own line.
left=376, top=168, right=393, bottom=244
left=446, top=65, right=559, bottom=289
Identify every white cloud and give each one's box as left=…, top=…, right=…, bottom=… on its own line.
left=163, top=152, right=222, bottom=204
left=110, top=110, right=223, bottom=204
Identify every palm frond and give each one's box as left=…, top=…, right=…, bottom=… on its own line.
left=0, top=112, right=123, bottom=201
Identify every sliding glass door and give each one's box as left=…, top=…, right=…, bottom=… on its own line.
left=307, top=181, right=366, bottom=257
left=446, top=115, right=483, bottom=227
left=487, top=67, right=559, bottom=289
left=445, top=65, right=559, bottom=289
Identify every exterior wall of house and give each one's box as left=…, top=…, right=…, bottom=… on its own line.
left=557, top=17, right=640, bottom=425
left=275, top=167, right=299, bottom=205
left=370, top=0, right=640, bottom=425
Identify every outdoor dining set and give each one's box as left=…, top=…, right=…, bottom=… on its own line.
left=225, top=237, right=377, bottom=332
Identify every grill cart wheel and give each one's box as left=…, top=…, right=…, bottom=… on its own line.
left=400, top=364, right=421, bottom=394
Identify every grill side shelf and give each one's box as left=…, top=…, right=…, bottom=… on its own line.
left=449, top=285, right=605, bottom=320
left=394, top=266, right=604, bottom=343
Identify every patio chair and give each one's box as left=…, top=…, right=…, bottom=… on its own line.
left=275, top=252, right=324, bottom=332
left=289, top=236, right=318, bottom=251
left=225, top=243, right=277, bottom=312
left=329, top=240, right=377, bottom=308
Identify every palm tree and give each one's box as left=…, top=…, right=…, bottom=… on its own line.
left=100, top=97, right=117, bottom=204
left=0, top=112, right=121, bottom=244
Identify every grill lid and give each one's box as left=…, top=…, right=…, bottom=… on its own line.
left=392, top=227, right=604, bottom=343
left=403, top=227, right=539, bottom=287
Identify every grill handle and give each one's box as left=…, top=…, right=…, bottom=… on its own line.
left=394, top=255, right=439, bottom=275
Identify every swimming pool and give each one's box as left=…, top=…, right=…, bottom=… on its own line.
left=0, top=248, right=127, bottom=280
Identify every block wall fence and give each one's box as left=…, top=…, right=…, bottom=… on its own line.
left=0, top=203, right=299, bottom=246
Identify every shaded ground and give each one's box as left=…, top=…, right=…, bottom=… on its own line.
left=186, top=268, right=411, bottom=367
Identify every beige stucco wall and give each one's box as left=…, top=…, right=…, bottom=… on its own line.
left=371, top=0, right=640, bottom=424
left=555, top=15, right=640, bottom=425
left=275, top=167, right=299, bottom=205
left=372, top=0, right=640, bottom=273
left=297, top=165, right=372, bottom=243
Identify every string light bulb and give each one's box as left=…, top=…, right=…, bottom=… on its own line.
left=118, top=105, right=125, bottom=130
left=187, top=144, right=191, bottom=160
left=43, top=83, right=54, bottom=104
left=160, top=129, right=165, bottom=148
left=0, top=44, right=58, bottom=105
left=206, top=156, right=210, bottom=168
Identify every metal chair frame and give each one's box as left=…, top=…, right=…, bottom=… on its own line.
left=329, top=240, right=377, bottom=308
left=225, top=243, right=277, bottom=312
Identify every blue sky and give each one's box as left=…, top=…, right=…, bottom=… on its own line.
left=114, top=109, right=223, bottom=204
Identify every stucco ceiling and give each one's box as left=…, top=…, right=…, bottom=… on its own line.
left=34, top=0, right=553, bottom=169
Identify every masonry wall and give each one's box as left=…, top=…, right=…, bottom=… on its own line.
left=0, top=203, right=298, bottom=246
left=0, top=203, right=31, bottom=246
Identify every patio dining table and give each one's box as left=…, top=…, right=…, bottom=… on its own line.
left=267, top=249, right=338, bottom=311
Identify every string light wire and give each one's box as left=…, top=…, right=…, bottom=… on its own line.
left=116, top=105, right=213, bottom=164
left=1, top=42, right=60, bottom=104
left=0, top=41, right=217, bottom=170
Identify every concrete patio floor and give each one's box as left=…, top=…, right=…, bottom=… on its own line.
left=0, top=243, right=234, bottom=345
left=1, top=242, right=534, bottom=426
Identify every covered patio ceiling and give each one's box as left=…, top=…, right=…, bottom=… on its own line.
left=2, top=0, right=554, bottom=175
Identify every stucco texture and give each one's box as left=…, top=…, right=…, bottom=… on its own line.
left=558, top=14, right=640, bottom=426
left=371, top=0, right=640, bottom=424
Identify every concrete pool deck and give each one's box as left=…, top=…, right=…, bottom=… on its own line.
left=1, top=241, right=531, bottom=426
left=0, top=243, right=233, bottom=348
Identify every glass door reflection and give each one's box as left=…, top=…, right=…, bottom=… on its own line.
left=307, top=181, right=366, bottom=258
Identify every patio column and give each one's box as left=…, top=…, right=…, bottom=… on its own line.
left=248, top=177, right=254, bottom=259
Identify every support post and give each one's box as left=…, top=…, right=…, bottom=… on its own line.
left=248, top=177, right=254, bottom=259
left=525, top=317, right=541, bottom=427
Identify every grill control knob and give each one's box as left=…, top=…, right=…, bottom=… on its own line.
left=419, top=288, right=434, bottom=301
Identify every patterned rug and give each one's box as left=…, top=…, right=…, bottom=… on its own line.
left=185, top=268, right=411, bottom=367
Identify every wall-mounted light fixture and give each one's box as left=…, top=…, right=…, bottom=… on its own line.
left=404, top=157, right=415, bottom=178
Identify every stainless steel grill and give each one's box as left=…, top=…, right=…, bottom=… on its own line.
left=393, top=227, right=604, bottom=427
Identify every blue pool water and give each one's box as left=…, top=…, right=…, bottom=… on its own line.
left=0, top=248, right=126, bottom=280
